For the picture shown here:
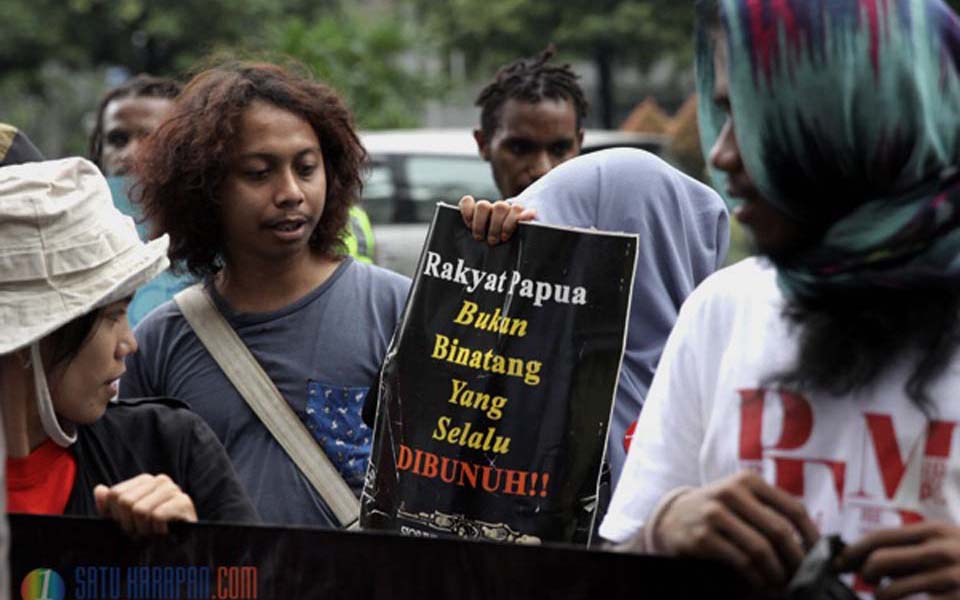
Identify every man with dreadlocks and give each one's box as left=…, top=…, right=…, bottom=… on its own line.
left=474, top=46, right=589, bottom=199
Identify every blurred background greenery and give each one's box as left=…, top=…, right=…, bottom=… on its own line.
left=2, top=0, right=701, bottom=156
left=8, top=0, right=960, bottom=157
left=5, top=0, right=958, bottom=264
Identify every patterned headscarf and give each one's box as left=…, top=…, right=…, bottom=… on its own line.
left=696, top=0, right=960, bottom=299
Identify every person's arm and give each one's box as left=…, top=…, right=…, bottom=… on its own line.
left=92, top=403, right=257, bottom=534
left=651, top=471, right=818, bottom=590
left=600, top=282, right=716, bottom=547
left=601, top=271, right=818, bottom=591
left=180, top=412, right=259, bottom=523
left=458, top=195, right=536, bottom=245
left=837, top=522, right=960, bottom=600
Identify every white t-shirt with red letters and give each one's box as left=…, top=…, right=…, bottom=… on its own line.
left=601, top=257, right=960, bottom=553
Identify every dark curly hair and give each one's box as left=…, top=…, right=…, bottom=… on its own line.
left=134, top=61, right=365, bottom=278
left=475, top=45, right=589, bottom=138
left=88, top=74, right=182, bottom=169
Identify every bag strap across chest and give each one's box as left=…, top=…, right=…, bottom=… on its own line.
left=174, top=283, right=360, bottom=529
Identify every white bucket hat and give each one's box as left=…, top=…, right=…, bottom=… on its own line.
left=0, top=157, right=169, bottom=445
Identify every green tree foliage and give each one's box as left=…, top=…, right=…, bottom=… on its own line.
left=407, top=0, right=695, bottom=127
left=408, top=0, right=691, bottom=70
left=268, top=12, right=439, bottom=129
left=0, top=0, right=334, bottom=76
left=0, top=65, right=108, bottom=158
left=1, top=0, right=430, bottom=156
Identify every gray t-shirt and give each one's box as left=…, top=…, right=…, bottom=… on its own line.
left=120, top=258, right=410, bottom=527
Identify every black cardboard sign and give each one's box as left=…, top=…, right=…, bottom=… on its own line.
left=361, top=204, right=638, bottom=545
left=9, top=514, right=751, bottom=599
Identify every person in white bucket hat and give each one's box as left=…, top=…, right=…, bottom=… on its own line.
left=0, top=157, right=257, bottom=534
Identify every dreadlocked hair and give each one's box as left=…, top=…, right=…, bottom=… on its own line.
left=475, top=45, right=589, bottom=137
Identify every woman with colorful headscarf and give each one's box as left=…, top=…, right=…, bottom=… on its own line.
left=597, top=0, right=960, bottom=596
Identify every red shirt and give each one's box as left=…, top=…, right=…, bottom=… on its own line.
left=7, top=439, right=77, bottom=515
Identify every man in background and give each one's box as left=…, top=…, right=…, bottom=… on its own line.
left=89, top=74, right=181, bottom=177
left=474, top=46, right=589, bottom=199
left=87, top=75, right=188, bottom=327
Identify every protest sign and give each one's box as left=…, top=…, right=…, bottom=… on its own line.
left=361, top=204, right=637, bottom=545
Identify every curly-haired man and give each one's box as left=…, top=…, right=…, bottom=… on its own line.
left=119, top=61, right=410, bottom=528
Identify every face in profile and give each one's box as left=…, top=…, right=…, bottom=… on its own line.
left=218, top=100, right=328, bottom=267
left=706, top=32, right=812, bottom=262
left=101, top=95, right=175, bottom=177
left=475, top=97, right=583, bottom=199
left=46, top=300, right=137, bottom=425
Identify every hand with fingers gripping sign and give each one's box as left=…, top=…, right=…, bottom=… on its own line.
left=651, top=471, right=820, bottom=593
left=458, top=195, right=537, bottom=246
left=836, top=522, right=960, bottom=600
left=94, top=473, right=198, bottom=536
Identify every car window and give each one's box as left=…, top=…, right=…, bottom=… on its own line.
left=361, top=161, right=396, bottom=224
left=405, top=156, right=499, bottom=222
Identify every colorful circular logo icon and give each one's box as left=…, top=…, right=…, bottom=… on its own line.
left=21, top=569, right=65, bottom=600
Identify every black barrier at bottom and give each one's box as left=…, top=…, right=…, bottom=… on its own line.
left=10, top=514, right=752, bottom=599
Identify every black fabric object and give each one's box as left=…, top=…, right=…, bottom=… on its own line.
left=362, top=377, right=378, bottom=428
left=786, top=535, right=859, bottom=600
left=10, top=514, right=755, bottom=599
left=65, top=398, right=259, bottom=524
left=0, top=124, right=44, bottom=166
